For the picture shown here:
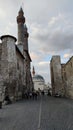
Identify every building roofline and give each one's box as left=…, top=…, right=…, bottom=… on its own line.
left=16, top=45, right=25, bottom=59
left=50, top=55, right=60, bottom=62
left=24, top=50, right=32, bottom=62
left=0, top=35, right=17, bottom=42
left=66, top=56, right=73, bottom=65
left=61, top=63, right=65, bottom=66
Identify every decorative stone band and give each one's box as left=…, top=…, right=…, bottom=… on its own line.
left=17, top=16, right=25, bottom=23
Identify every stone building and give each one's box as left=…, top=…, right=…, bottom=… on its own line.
left=0, top=7, right=33, bottom=104
left=32, top=66, right=45, bottom=91
left=50, top=55, right=73, bottom=99
left=50, top=56, right=64, bottom=96
left=61, top=56, right=73, bottom=99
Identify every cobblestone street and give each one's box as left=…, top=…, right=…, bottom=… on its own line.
left=0, top=96, right=73, bottom=130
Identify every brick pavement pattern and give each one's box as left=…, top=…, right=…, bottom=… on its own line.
left=0, top=96, right=73, bottom=130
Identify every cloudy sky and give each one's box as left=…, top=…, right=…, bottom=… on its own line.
left=0, top=0, right=73, bottom=83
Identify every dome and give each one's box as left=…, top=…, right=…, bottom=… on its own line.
left=33, top=74, right=44, bottom=81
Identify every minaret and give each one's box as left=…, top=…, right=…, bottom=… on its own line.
left=17, top=7, right=32, bottom=93
left=17, top=7, right=25, bottom=45
left=17, top=7, right=29, bottom=53
left=24, top=24, right=29, bottom=51
left=32, top=66, right=35, bottom=77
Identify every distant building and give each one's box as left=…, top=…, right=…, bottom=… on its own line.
left=32, top=66, right=45, bottom=91
left=44, top=83, right=51, bottom=95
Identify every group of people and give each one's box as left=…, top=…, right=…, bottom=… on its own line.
left=3, top=90, right=45, bottom=106
left=23, top=90, right=42, bottom=100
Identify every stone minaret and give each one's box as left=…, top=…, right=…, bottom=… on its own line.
left=24, top=24, right=29, bottom=51
left=17, top=7, right=29, bottom=53
left=17, top=7, right=25, bottom=53
left=17, top=7, right=33, bottom=93
left=32, top=66, right=35, bottom=77
left=17, top=7, right=25, bottom=45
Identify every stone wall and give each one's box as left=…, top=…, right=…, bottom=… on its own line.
left=61, top=64, right=67, bottom=96
left=0, top=35, right=17, bottom=101
left=51, top=55, right=73, bottom=99
left=0, top=34, right=31, bottom=102
left=50, top=56, right=64, bottom=96
left=64, top=57, right=73, bottom=99
left=16, top=49, right=24, bottom=100
left=23, top=51, right=32, bottom=93
left=0, top=44, right=3, bottom=102
left=0, top=35, right=26, bottom=102
left=0, top=8, right=33, bottom=104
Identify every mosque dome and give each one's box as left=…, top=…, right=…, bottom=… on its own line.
left=32, top=66, right=45, bottom=91
left=33, top=74, right=44, bottom=82
left=32, top=74, right=45, bottom=91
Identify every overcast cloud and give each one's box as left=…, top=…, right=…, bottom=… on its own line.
left=0, top=0, right=73, bottom=83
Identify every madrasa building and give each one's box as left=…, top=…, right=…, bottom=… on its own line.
left=0, top=7, right=33, bottom=105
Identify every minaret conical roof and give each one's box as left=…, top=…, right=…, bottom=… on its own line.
left=17, top=7, right=25, bottom=23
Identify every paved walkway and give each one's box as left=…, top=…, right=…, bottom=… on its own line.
left=0, top=96, right=73, bottom=130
